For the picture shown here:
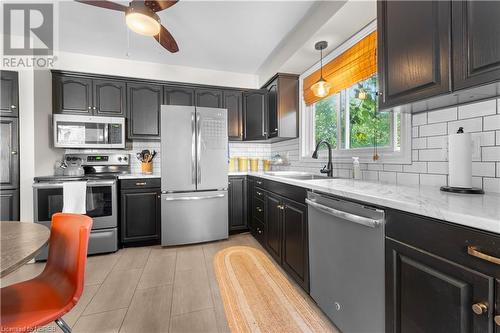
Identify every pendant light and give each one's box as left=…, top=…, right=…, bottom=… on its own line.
left=311, top=41, right=332, bottom=98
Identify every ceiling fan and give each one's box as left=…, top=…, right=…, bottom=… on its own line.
left=75, top=0, right=179, bottom=53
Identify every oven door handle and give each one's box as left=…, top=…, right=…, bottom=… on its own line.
left=32, top=180, right=116, bottom=188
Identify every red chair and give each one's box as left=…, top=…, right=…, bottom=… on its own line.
left=1, top=213, right=92, bottom=333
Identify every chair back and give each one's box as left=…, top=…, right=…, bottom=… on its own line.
left=44, top=213, right=93, bottom=303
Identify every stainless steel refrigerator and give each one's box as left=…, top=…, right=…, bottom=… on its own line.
left=160, top=105, right=228, bottom=246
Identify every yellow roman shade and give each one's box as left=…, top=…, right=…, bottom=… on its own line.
left=303, top=31, right=377, bottom=106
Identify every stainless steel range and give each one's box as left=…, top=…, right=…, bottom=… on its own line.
left=33, top=153, right=130, bottom=260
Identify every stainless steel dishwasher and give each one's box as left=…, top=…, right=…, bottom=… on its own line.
left=306, top=191, right=385, bottom=333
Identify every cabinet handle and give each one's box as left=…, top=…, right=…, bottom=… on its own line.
left=11, top=151, right=17, bottom=155
left=277, top=205, right=285, bottom=210
left=256, top=191, right=262, bottom=196
left=256, top=181, right=262, bottom=185
left=93, top=106, right=97, bottom=110
left=472, top=302, right=488, bottom=315
left=135, top=182, right=147, bottom=186
left=467, top=246, right=500, bottom=265
left=257, top=228, right=262, bottom=234
left=256, top=207, right=262, bottom=212
left=10, top=105, right=16, bottom=109
left=88, top=106, right=92, bottom=110
left=494, top=315, right=500, bottom=326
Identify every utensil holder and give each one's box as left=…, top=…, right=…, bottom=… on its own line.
left=141, top=161, right=153, bottom=174
left=263, top=160, right=271, bottom=171
left=238, top=157, right=248, bottom=172
left=250, top=158, right=259, bottom=172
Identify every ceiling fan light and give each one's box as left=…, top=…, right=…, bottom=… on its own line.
left=125, top=7, right=161, bottom=36
left=311, top=78, right=331, bottom=98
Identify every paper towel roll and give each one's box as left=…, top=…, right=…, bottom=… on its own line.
left=448, top=132, right=472, bottom=188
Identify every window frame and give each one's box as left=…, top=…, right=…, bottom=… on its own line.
left=299, top=21, right=411, bottom=164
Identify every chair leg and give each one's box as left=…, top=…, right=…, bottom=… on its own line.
left=55, top=318, right=71, bottom=333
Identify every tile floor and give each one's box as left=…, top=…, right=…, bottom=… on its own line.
left=1, top=233, right=337, bottom=333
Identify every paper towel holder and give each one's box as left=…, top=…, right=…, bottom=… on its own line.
left=440, top=186, right=484, bottom=194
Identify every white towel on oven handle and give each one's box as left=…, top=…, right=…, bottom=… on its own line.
left=62, top=181, right=87, bottom=214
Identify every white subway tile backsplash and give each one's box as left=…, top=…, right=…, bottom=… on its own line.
left=448, top=117, right=482, bottom=134
left=427, top=136, right=447, bottom=149
left=472, top=162, right=496, bottom=177
left=379, top=171, right=397, bottom=184
left=403, top=161, right=427, bottom=173
left=420, top=174, right=447, bottom=187
left=383, top=164, right=403, bottom=172
left=412, top=137, right=427, bottom=149
left=412, top=150, right=419, bottom=161
left=412, top=126, right=419, bottom=138
left=362, top=170, right=379, bottom=181
left=419, top=149, right=446, bottom=161
left=428, top=107, right=457, bottom=123
left=419, top=123, right=447, bottom=137
left=483, top=114, right=500, bottom=131
left=471, top=176, right=483, bottom=189
left=397, top=172, right=419, bottom=186
left=496, top=131, right=500, bottom=145
left=483, top=177, right=500, bottom=192
left=458, top=99, right=496, bottom=119
left=412, top=113, right=427, bottom=126
left=482, top=146, right=500, bottom=162
left=427, top=161, right=448, bottom=174
left=471, top=131, right=496, bottom=147
left=367, top=163, right=383, bottom=171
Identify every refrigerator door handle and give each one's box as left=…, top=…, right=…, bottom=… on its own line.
left=163, top=194, right=225, bottom=201
left=191, top=112, right=196, bottom=184
left=196, top=113, right=201, bottom=184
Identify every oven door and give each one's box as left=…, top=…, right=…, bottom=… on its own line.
left=33, top=180, right=117, bottom=229
left=53, top=114, right=125, bottom=149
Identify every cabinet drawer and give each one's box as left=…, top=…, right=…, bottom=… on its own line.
left=254, top=187, right=265, bottom=200
left=253, top=220, right=265, bottom=245
left=386, top=209, right=500, bottom=276
left=120, top=178, right=161, bottom=189
left=253, top=197, right=265, bottom=222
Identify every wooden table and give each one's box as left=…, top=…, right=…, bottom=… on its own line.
left=1, top=221, right=50, bottom=278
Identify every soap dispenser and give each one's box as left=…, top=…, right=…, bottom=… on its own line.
left=352, top=157, right=361, bottom=180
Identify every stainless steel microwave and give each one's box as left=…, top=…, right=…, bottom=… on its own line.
left=53, top=114, right=125, bottom=149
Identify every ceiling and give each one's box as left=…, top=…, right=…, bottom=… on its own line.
left=57, top=1, right=315, bottom=74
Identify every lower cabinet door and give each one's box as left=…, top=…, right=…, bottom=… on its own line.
left=282, top=199, right=309, bottom=292
left=121, top=189, right=161, bottom=244
left=0, top=189, right=19, bottom=221
left=265, top=193, right=282, bottom=263
left=495, top=280, right=500, bottom=333
left=385, top=238, right=494, bottom=333
left=228, top=176, right=247, bottom=232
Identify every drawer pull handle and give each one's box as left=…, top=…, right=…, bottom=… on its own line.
left=467, top=246, right=500, bottom=265
left=472, top=302, right=488, bottom=315
left=257, top=228, right=262, bottom=234
left=256, top=207, right=262, bottom=212
left=135, top=182, right=147, bottom=186
left=256, top=191, right=262, bottom=196
left=256, top=181, right=262, bottom=185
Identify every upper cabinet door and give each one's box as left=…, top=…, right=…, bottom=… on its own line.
left=53, top=75, right=93, bottom=115
left=378, top=1, right=451, bottom=109
left=127, top=83, right=163, bottom=140
left=223, top=90, right=243, bottom=141
left=243, top=89, right=268, bottom=140
left=266, top=79, right=278, bottom=139
left=0, top=118, right=19, bottom=190
left=93, top=79, right=126, bottom=117
left=452, top=1, right=500, bottom=90
left=195, top=88, right=222, bottom=108
left=0, top=71, right=19, bottom=117
left=164, top=86, right=195, bottom=106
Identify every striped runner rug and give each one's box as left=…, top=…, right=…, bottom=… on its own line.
left=213, top=246, right=335, bottom=333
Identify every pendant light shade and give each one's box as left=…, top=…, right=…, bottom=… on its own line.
left=311, top=41, right=331, bottom=98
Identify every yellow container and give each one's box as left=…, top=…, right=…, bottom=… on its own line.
left=250, top=158, right=259, bottom=172
left=263, top=160, right=271, bottom=171
left=141, top=161, right=153, bottom=174
left=228, top=157, right=237, bottom=172
left=238, top=157, right=248, bottom=171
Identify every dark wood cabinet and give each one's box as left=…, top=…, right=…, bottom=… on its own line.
left=120, top=179, right=161, bottom=245
left=224, top=90, right=243, bottom=141
left=195, top=88, right=222, bottom=108
left=452, top=1, right=500, bottom=90
left=164, top=86, right=194, bottom=106
left=228, top=176, right=247, bottom=232
left=385, top=210, right=499, bottom=333
left=0, top=118, right=19, bottom=190
left=378, top=1, right=451, bottom=109
left=243, top=90, right=268, bottom=140
left=282, top=199, right=308, bottom=291
left=1, top=71, right=19, bottom=117
left=495, top=280, right=500, bottom=333
left=0, top=189, right=19, bottom=221
left=265, top=193, right=282, bottom=262
left=53, top=75, right=93, bottom=115
left=93, top=79, right=126, bottom=116
left=262, top=73, right=299, bottom=139
left=126, top=83, right=163, bottom=140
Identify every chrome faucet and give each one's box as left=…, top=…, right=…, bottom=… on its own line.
left=312, top=140, right=333, bottom=177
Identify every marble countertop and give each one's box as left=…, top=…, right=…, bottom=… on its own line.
left=118, top=173, right=161, bottom=179
left=230, top=171, right=500, bottom=234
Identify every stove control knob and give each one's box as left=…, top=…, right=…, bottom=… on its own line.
left=123, top=156, right=128, bottom=161
left=118, top=157, right=122, bottom=162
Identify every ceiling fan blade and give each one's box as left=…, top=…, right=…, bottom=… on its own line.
left=154, top=25, right=179, bottom=53
left=75, top=0, right=127, bottom=12
left=143, top=0, right=178, bottom=12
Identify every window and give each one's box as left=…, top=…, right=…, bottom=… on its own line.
left=302, top=74, right=410, bottom=163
